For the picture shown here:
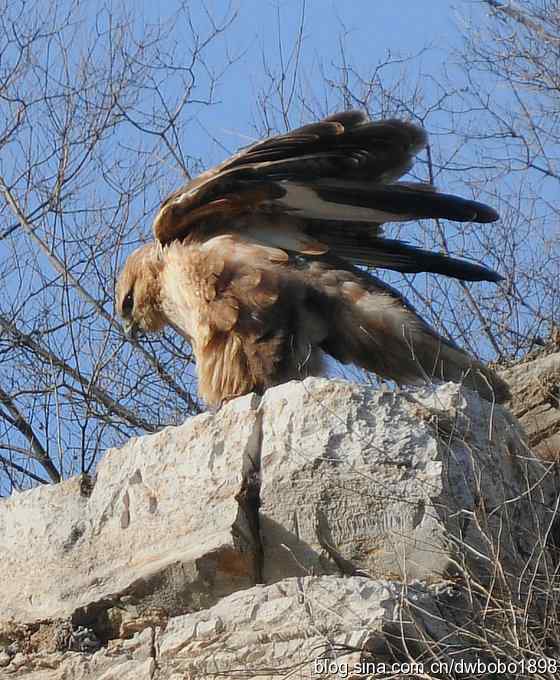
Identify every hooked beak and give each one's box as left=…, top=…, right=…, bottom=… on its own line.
left=122, top=319, right=139, bottom=340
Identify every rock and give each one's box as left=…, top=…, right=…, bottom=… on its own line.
left=155, top=575, right=446, bottom=678
left=500, top=348, right=560, bottom=461
left=258, top=379, right=555, bottom=586
left=0, top=378, right=556, bottom=679
left=10, top=652, right=27, bottom=670
left=0, top=576, right=490, bottom=679
left=0, top=394, right=261, bottom=624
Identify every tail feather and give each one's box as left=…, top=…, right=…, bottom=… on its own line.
left=304, top=259, right=510, bottom=403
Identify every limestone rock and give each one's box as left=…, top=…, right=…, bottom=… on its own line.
left=0, top=393, right=261, bottom=624
left=500, top=348, right=560, bottom=461
left=0, top=378, right=556, bottom=679
left=155, top=575, right=470, bottom=679
left=258, top=379, right=555, bottom=585
left=0, top=577, right=475, bottom=680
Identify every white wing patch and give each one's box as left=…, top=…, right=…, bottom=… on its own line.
left=272, top=181, right=414, bottom=224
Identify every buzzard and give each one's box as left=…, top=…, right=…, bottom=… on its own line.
left=116, top=111, right=509, bottom=406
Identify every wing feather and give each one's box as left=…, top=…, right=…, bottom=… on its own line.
left=152, top=110, right=502, bottom=284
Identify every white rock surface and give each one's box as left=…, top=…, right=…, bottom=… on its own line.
left=501, top=348, right=560, bottom=460
left=0, top=393, right=262, bottom=623
left=258, top=379, right=554, bottom=585
left=0, top=378, right=556, bottom=679
left=0, top=577, right=471, bottom=680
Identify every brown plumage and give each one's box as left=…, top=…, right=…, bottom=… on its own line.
left=116, top=111, right=509, bottom=406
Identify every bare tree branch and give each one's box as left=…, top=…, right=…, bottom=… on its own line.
left=0, top=386, right=60, bottom=482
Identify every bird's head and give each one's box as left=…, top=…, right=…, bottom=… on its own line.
left=116, top=243, right=166, bottom=338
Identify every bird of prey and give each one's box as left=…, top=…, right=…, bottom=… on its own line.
left=116, top=110, right=509, bottom=406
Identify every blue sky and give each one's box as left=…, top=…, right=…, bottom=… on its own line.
left=133, top=0, right=485, bottom=166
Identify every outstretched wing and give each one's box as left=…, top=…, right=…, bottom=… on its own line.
left=153, top=111, right=501, bottom=283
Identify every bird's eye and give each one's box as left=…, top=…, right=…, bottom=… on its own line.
left=122, top=291, right=134, bottom=315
